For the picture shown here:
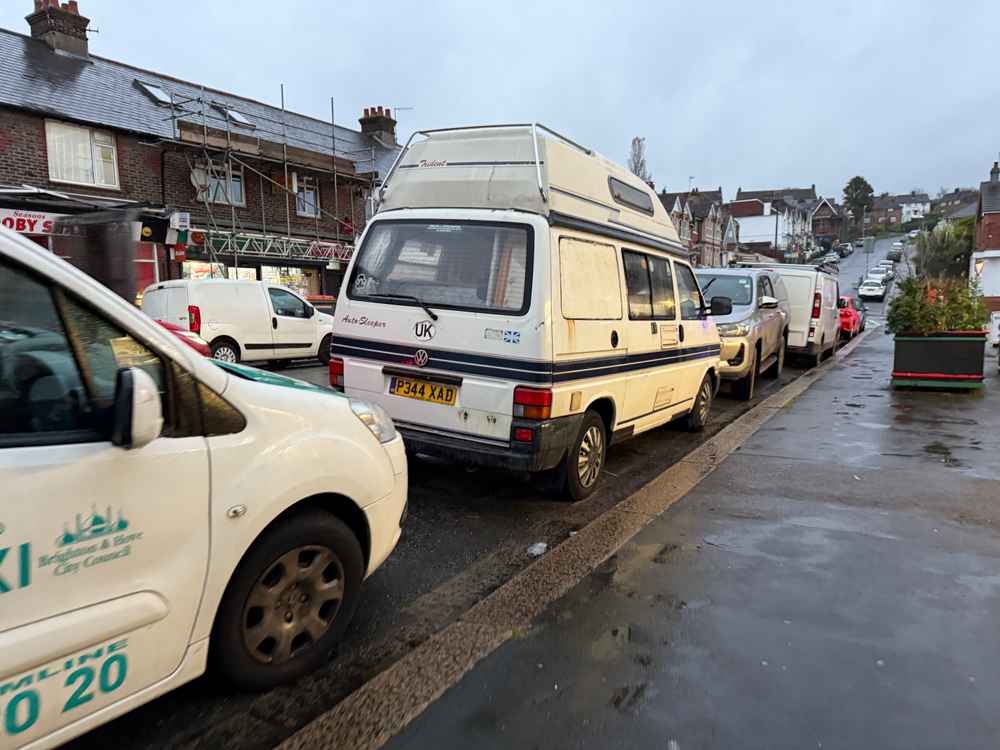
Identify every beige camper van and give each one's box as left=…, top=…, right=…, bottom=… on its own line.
left=332, top=124, right=731, bottom=500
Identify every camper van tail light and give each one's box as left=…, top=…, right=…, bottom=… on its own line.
left=329, top=357, right=345, bottom=390
left=187, top=305, right=201, bottom=334
left=513, top=386, right=552, bottom=420
left=811, top=292, right=822, bottom=319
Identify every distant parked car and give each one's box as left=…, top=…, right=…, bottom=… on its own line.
left=821, top=253, right=840, bottom=265
left=886, top=247, right=902, bottom=262
left=859, top=280, right=887, bottom=301
left=695, top=268, right=790, bottom=400
left=892, top=240, right=904, bottom=250
left=838, top=296, right=864, bottom=339
left=836, top=243, right=854, bottom=257
left=909, top=229, right=920, bottom=239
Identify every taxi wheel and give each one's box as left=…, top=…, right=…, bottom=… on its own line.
left=212, top=511, right=363, bottom=691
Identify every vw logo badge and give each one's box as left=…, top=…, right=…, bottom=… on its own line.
left=413, top=349, right=429, bottom=367
left=413, top=320, right=436, bottom=341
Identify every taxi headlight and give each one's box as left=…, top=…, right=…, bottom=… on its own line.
left=349, top=399, right=397, bottom=443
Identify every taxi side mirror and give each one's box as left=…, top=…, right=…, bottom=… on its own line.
left=111, top=367, right=163, bottom=449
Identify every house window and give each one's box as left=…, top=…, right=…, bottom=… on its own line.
left=45, top=120, right=119, bottom=189
left=296, top=174, right=320, bottom=217
left=207, top=162, right=245, bottom=206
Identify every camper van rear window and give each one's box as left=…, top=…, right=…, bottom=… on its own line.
left=608, top=177, right=655, bottom=215
left=348, top=220, right=533, bottom=316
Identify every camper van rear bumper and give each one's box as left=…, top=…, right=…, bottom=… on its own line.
left=397, top=415, right=583, bottom=472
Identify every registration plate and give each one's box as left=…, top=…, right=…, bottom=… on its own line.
left=389, top=376, right=457, bottom=405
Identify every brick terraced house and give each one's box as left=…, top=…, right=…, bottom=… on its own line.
left=0, top=0, right=400, bottom=300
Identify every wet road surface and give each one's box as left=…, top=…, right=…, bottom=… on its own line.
left=386, top=264, right=1000, bottom=750
left=70, top=240, right=903, bottom=749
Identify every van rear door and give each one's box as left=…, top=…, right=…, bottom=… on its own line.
left=779, top=272, right=814, bottom=350
left=336, top=218, right=541, bottom=444
left=141, top=285, right=188, bottom=328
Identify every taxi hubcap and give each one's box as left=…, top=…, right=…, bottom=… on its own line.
left=242, top=545, right=344, bottom=665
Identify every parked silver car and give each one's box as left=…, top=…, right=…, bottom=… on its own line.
left=695, top=268, right=790, bottom=400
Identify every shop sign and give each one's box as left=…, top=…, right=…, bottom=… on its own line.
left=0, top=208, right=66, bottom=236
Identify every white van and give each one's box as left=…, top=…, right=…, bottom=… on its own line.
left=737, top=263, right=839, bottom=366
left=331, top=124, right=730, bottom=501
left=0, top=227, right=406, bottom=748
left=142, top=279, right=334, bottom=365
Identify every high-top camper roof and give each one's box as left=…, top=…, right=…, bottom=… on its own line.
left=377, top=124, right=686, bottom=256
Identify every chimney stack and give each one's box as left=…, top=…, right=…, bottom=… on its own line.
left=991, top=162, right=999, bottom=184
left=26, top=0, right=90, bottom=56
left=359, top=105, right=397, bottom=145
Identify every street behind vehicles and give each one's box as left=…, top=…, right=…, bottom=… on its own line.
left=838, top=295, right=864, bottom=339
left=0, top=227, right=407, bottom=749
left=695, top=268, right=789, bottom=400
left=141, top=279, right=334, bottom=366
left=739, top=263, right=840, bottom=366
left=859, top=280, right=887, bottom=301
left=332, top=124, right=730, bottom=501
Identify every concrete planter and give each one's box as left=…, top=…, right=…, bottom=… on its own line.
left=891, top=332, right=987, bottom=389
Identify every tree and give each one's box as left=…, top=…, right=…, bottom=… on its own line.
left=843, top=176, right=874, bottom=225
left=913, top=216, right=975, bottom=279
left=628, top=136, right=650, bottom=182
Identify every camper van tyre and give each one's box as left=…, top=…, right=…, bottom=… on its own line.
left=211, top=338, right=241, bottom=364
left=552, top=410, right=607, bottom=502
left=318, top=334, right=332, bottom=365
left=685, top=375, right=714, bottom=432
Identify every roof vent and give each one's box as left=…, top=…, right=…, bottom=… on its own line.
left=26, top=0, right=90, bottom=57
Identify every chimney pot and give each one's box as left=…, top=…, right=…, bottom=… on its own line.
left=67, top=0, right=79, bottom=12
left=34, top=0, right=44, bottom=11
left=992, top=161, right=1000, bottom=183
left=386, top=108, right=392, bottom=120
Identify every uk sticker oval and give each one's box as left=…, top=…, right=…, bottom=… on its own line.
left=414, top=320, right=436, bottom=341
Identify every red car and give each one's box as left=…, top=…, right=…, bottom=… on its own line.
left=838, top=296, right=864, bottom=340
left=156, top=319, right=211, bottom=356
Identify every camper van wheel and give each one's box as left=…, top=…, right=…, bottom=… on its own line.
left=552, top=410, right=607, bottom=502
left=318, top=334, right=332, bottom=365
left=685, top=375, right=713, bottom=432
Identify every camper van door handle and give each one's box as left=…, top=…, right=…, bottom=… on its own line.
left=611, top=330, right=619, bottom=348
left=272, top=317, right=277, bottom=329
left=650, top=322, right=658, bottom=334
left=678, top=325, right=685, bottom=342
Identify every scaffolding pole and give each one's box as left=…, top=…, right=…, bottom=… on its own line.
left=331, top=98, right=340, bottom=240
left=280, top=84, right=292, bottom=241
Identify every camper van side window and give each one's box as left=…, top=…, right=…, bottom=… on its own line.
left=675, top=263, right=705, bottom=321
left=608, top=177, right=654, bottom=216
left=648, top=256, right=677, bottom=320
left=622, top=251, right=653, bottom=319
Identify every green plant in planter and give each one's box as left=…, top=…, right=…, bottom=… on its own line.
left=886, top=277, right=988, bottom=335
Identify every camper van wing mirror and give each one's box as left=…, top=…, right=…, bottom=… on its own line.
left=305, top=305, right=315, bottom=318
left=709, top=296, right=733, bottom=316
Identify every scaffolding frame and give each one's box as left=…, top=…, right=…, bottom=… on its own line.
left=160, top=84, right=383, bottom=270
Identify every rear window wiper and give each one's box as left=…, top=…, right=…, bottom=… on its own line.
left=365, top=293, right=439, bottom=321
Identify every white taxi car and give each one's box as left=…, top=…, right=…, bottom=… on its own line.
left=0, top=227, right=407, bottom=749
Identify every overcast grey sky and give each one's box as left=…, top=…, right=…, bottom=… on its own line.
left=3, top=0, right=997, bottom=201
